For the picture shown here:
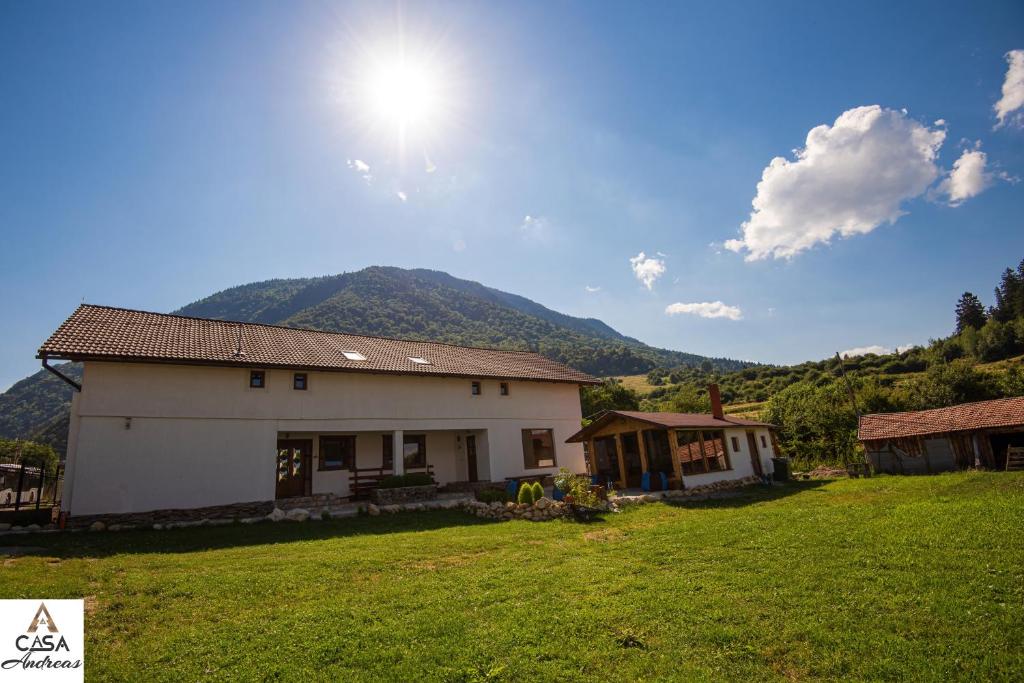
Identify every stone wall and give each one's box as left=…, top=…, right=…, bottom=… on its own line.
left=66, top=500, right=274, bottom=530
left=371, top=484, right=438, bottom=505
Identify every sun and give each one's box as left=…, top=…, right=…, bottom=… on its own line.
left=367, top=59, right=441, bottom=131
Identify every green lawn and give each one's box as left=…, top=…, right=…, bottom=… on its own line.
left=2, top=473, right=1023, bottom=681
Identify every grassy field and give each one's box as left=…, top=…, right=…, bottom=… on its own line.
left=2, top=473, right=1022, bottom=681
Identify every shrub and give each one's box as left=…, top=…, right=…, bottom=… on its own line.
left=530, top=481, right=544, bottom=501
left=377, top=472, right=435, bottom=489
left=475, top=489, right=507, bottom=504
left=517, top=482, right=535, bottom=505
left=552, top=467, right=599, bottom=507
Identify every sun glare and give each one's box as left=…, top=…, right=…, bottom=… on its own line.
left=367, top=60, right=441, bottom=130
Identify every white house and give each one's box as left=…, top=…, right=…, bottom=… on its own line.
left=38, top=305, right=599, bottom=520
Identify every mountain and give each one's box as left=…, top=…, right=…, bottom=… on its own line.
left=0, top=266, right=754, bottom=453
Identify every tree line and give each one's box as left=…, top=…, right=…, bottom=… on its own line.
left=582, top=257, right=1024, bottom=468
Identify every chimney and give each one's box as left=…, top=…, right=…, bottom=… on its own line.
left=708, top=383, right=724, bottom=420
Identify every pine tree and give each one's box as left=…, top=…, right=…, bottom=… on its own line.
left=954, top=292, right=987, bottom=332
left=992, top=267, right=1023, bottom=322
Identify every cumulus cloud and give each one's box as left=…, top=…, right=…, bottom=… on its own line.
left=724, top=105, right=946, bottom=261
left=584, top=285, right=601, bottom=293
left=629, top=252, right=666, bottom=290
left=839, top=345, right=891, bottom=358
left=937, top=145, right=993, bottom=206
left=665, top=301, right=743, bottom=320
left=840, top=343, right=916, bottom=358
left=994, top=49, right=1024, bottom=128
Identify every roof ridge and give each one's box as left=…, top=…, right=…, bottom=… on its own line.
left=70, top=303, right=553, bottom=358
left=861, top=395, right=1024, bottom=420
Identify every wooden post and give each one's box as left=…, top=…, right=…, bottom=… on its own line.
left=587, top=438, right=597, bottom=476
left=670, top=430, right=683, bottom=482
left=636, top=430, right=649, bottom=473
left=614, top=433, right=628, bottom=489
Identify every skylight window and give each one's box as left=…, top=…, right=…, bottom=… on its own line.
left=408, top=356, right=430, bottom=365
left=341, top=351, right=367, bottom=361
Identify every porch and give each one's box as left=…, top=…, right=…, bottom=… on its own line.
left=275, top=428, right=490, bottom=501
left=566, top=410, right=776, bottom=490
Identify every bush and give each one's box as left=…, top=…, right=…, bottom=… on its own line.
left=475, top=489, right=507, bottom=504
left=517, top=482, right=536, bottom=505
left=531, top=481, right=544, bottom=501
left=377, top=472, right=435, bottom=489
left=552, top=467, right=600, bottom=507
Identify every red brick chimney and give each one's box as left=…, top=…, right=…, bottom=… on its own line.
left=708, top=383, right=724, bottom=419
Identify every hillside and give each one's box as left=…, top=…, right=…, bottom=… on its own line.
left=0, top=266, right=752, bottom=452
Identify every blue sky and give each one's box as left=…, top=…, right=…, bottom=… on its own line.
left=1, top=1, right=1022, bottom=390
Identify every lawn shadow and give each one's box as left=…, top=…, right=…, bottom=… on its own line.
left=661, top=479, right=830, bottom=510
left=1, top=509, right=505, bottom=559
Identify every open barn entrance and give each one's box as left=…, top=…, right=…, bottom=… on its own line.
left=988, top=431, right=1024, bottom=470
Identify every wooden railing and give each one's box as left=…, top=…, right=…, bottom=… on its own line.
left=348, top=465, right=435, bottom=500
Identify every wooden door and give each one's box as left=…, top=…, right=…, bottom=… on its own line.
left=746, top=431, right=764, bottom=477
left=276, top=439, right=311, bottom=499
left=466, top=435, right=478, bottom=482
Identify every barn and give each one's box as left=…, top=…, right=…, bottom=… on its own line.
left=858, top=396, right=1024, bottom=474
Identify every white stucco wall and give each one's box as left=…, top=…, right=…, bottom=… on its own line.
left=64, top=362, right=586, bottom=515
left=679, top=427, right=776, bottom=488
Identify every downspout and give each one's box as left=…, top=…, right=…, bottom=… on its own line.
left=41, top=356, right=81, bottom=391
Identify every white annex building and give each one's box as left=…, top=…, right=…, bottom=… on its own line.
left=38, top=305, right=599, bottom=518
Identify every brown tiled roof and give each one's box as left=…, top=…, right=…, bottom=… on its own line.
left=858, top=396, right=1024, bottom=441
left=38, top=305, right=601, bottom=385
left=565, top=409, right=773, bottom=442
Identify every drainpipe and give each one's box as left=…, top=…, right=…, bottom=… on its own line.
left=41, top=357, right=81, bottom=392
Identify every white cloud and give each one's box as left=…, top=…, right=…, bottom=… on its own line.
left=839, top=343, right=915, bottom=358
left=840, top=345, right=891, bottom=358
left=994, top=49, right=1024, bottom=128
left=629, top=252, right=666, bottom=290
left=725, top=105, right=946, bottom=261
left=452, top=239, right=466, bottom=252
left=665, top=301, right=743, bottom=320
left=519, top=215, right=551, bottom=242
left=584, top=285, right=601, bottom=293
left=346, top=158, right=373, bottom=183
left=937, top=145, right=993, bottom=206
left=396, top=190, right=408, bottom=202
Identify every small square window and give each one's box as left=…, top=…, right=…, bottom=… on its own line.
left=249, top=370, right=265, bottom=388
left=731, top=436, right=740, bottom=452
left=293, top=373, right=307, bottom=390
left=408, top=356, right=430, bottom=365
left=341, top=351, right=366, bottom=361
left=471, top=381, right=481, bottom=395
left=500, top=382, right=509, bottom=396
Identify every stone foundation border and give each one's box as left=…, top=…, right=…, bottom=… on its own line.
left=0, top=477, right=765, bottom=535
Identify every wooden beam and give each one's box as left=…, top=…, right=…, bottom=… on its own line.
left=670, top=430, right=683, bottom=483
left=614, top=433, right=628, bottom=489
left=636, top=429, right=649, bottom=473
left=587, top=438, right=598, bottom=476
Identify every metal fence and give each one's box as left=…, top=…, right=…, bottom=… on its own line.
left=0, top=455, right=64, bottom=516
